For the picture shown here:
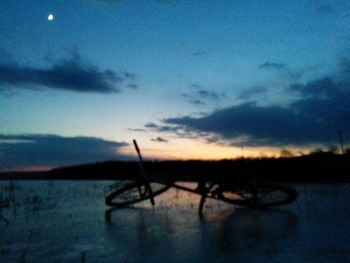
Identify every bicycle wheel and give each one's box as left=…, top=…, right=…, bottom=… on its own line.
left=105, top=181, right=170, bottom=207
left=216, top=184, right=298, bottom=208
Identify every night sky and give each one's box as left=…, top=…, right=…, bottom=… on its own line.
left=1, top=0, right=350, bottom=170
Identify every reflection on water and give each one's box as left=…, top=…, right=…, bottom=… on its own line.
left=213, top=209, right=297, bottom=254
left=104, top=184, right=298, bottom=262
left=3, top=181, right=350, bottom=262
left=104, top=207, right=297, bottom=262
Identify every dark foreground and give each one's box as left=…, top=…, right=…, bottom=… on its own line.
left=1, top=181, right=350, bottom=262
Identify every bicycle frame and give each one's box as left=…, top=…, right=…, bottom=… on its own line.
left=104, top=140, right=298, bottom=213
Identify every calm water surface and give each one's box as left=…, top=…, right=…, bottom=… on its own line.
left=0, top=181, right=349, bottom=262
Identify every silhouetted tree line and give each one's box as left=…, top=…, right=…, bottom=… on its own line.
left=1, top=151, right=349, bottom=183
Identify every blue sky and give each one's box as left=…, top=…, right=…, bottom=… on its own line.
left=1, top=0, right=350, bottom=170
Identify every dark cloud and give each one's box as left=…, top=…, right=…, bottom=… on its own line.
left=0, top=134, right=129, bottom=171
left=0, top=51, right=136, bottom=93
left=153, top=70, right=350, bottom=147
left=258, top=62, right=286, bottom=70
left=289, top=77, right=350, bottom=133
left=289, top=77, right=339, bottom=98
left=162, top=103, right=308, bottom=146
left=151, top=137, right=168, bottom=143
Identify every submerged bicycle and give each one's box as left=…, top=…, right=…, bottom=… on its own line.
left=104, top=140, right=298, bottom=213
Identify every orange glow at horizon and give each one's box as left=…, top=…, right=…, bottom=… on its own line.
left=118, top=138, right=307, bottom=160
left=17, top=166, right=53, bottom=172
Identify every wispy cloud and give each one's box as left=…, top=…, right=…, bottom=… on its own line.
left=197, top=89, right=223, bottom=100
left=258, top=62, right=286, bottom=70
left=144, top=122, right=178, bottom=133
left=122, top=71, right=137, bottom=79
left=191, top=50, right=209, bottom=57
left=258, top=61, right=303, bottom=81
left=0, top=51, right=137, bottom=93
left=148, top=59, right=350, bottom=148
left=182, top=84, right=225, bottom=105
left=0, top=134, right=129, bottom=171
left=151, top=137, right=168, bottom=143
left=190, top=99, right=206, bottom=105
left=125, top=84, right=138, bottom=89
left=145, top=122, right=159, bottom=129
left=237, top=86, right=268, bottom=100
left=128, top=128, right=147, bottom=132
left=190, top=83, right=202, bottom=89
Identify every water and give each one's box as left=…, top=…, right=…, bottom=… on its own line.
left=0, top=181, right=350, bottom=262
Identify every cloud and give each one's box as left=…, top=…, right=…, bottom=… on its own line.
left=237, top=86, right=268, bottom=100
left=145, top=122, right=177, bottom=133
left=289, top=77, right=350, bottom=133
left=0, top=51, right=136, bottom=93
left=182, top=84, right=225, bottom=105
left=190, top=99, right=205, bottom=105
left=145, top=122, right=159, bottom=129
left=128, top=128, right=147, bottom=132
left=151, top=137, right=168, bottom=143
left=122, top=71, right=137, bottom=79
left=190, top=83, right=202, bottom=89
left=197, top=89, right=223, bottom=100
left=258, top=61, right=303, bottom=81
left=192, top=50, right=209, bottom=57
left=152, top=67, right=350, bottom=147
left=0, top=134, right=130, bottom=171
left=162, top=103, right=310, bottom=146
left=125, top=84, right=138, bottom=89
left=289, top=77, right=339, bottom=98
left=258, top=62, right=286, bottom=70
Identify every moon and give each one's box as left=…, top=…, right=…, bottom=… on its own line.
left=48, top=14, right=54, bottom=21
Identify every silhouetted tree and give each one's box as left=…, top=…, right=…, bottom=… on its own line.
left=280, top=149, right=294, bottom=158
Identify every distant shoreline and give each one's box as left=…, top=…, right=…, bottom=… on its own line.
left=1, top=152, right=350, bottom=183
left=0, top=171, right=51, bottom=180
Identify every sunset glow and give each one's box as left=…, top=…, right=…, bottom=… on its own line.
left=0, top=1, right=349, bottom=170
